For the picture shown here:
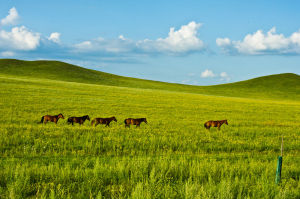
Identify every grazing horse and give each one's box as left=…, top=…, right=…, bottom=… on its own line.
left=124, top=118, right=147, bottom=128
left=204, top=120, right=228, bottom=130
left=67, top=115, right=90, bottom=125
left=91, top=116, right=117, bottom=127
left=40, top=113, right=64, bottom=124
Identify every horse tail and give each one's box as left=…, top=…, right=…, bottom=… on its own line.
left=40, top=116, right=44, bottom=124
left=124, top=119, right=127, bottom=124
left=91, top=119, right=95, bottom=126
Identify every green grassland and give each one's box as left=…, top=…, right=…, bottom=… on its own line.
left=0, top=59, right=299, bottom=198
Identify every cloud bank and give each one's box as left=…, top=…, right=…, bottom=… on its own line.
left=74, top=21, right=205, bottom=55
left=217, top=27, right=300, bottom=55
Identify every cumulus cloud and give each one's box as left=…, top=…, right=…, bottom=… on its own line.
left=201, top=69, right=216, bottom=78
left=0, top=26, right=41, bottom=51
left=74, top=21, right=205, bottom=55
left=48, top=32, right=61, bottom=43
left=1, top=7, right=19, bottom=26
left=216, top=27, right=300, bottom=55
left=139, top=21, right=204, bottom=54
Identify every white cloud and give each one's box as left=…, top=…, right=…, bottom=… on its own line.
left=48, top=32, right=61, bottom=43
left=220, top=72, right=230, bottom=81
left=217, top=27, right=300, bottom=55
left=152, top=21, right=204, bottom=53
left=1, top=7, right=19, bottom=26
left=290, top=31, right=300, bottom=46
left=74, top=21, right=205, bottom=55
left=119, top=35, right=126, bottom=40
left=216, top=37, right=231, bottom=47
left=0, top=26, right=41, bottom=51
left=201, top=69, right=216, bottom=78
left=74, top=36, right=135, bottom=53
left=0, top=51, right=15, bottom=57
left=139, top=21, right=204, bottom=54
left=200, top=70, right=230, bottom=81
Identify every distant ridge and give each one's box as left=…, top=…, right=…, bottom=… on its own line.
left=0, top=59, right=299, bottom=101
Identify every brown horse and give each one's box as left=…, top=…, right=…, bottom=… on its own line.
left=40, top=113, right=64, bottom=124
left=67, top=115, right=90, bottom=125
left=91, top=116, right=117, bottom=127
left=124, top=118, right=147, bottom=128
left=204, top=120, right=228, bottom=130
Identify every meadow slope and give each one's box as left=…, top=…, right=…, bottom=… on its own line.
left=0, top=60, right=299, bottom=198
left=1, top=59, right=300, bottom=101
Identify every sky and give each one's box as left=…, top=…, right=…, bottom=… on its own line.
left=1, top=0, right=300, bottom=85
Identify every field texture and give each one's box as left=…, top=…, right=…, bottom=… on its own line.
left=0, top=60, right=299, bottom=198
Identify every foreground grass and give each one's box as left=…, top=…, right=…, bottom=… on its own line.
left=0, top=75, right=299, bottom=198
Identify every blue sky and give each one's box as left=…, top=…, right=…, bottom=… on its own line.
left=1, top=0, right=300, bottom=85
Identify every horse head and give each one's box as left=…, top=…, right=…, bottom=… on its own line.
left=58, top=113, right=65, bottom=119
left=143, top=118, right=148, bottom=124
left=86, top=115, right=90, bottom=121
left=112, top=116, right=117, bottom=122
left=225, top=120, right=228, bottom=125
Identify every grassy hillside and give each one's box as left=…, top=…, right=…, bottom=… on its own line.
left=0, top=59, right=300, bottom=100
left=0, top=74, right=299, bottom=198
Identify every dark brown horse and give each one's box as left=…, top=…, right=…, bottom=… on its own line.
left=204, top=120, right=228, bottom=130
left=91, top=116, right=117, bottom=127
left=124, top=118, right=147, bottom=128
left=67, top=115, right=90, bottom=125
left=40, top=113, right=64, bottom=124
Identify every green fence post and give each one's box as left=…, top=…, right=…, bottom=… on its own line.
left=275, top=137, right=283, bottom=184
left=275, top=156, right=282, bottom=184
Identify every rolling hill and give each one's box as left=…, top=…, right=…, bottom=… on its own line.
left=0, top=59, right=299, bottom=101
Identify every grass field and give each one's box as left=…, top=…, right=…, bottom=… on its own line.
left=0, top=59, right=299, bottom=198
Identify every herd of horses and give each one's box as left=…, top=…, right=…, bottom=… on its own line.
left=39, top=113, right=228, bottom=130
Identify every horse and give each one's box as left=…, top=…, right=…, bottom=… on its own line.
left=204, top=120, right=228, bottom=130
left=67, top=115, right=90, bottom=125
left=124, top=118, right=147, bottom=128
left=91, top=116, right=117, bottom=127
left=40, top=113, right=64, bottom=124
